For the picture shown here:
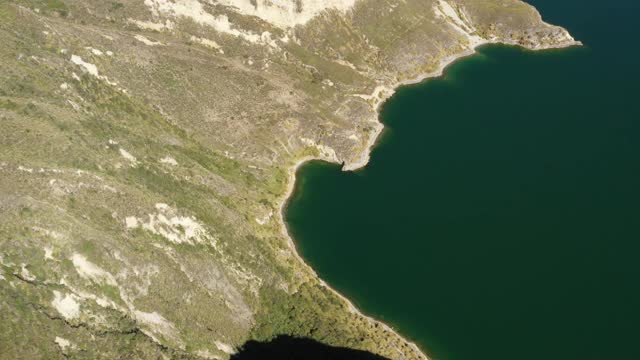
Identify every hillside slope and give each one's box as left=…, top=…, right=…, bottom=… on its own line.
left=0, top=1, right=578, bottom=359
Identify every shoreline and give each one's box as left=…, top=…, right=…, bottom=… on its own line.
left=343, top=35, right=582, bottom=171
left=276, top=36, right=582, bottom=360
left=276, top=155, right=430, bottom=359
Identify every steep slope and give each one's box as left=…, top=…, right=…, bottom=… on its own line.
left=0, top=1, right=578, bottom=359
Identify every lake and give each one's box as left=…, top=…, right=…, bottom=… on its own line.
left=285, top=0, right=640, bottom=359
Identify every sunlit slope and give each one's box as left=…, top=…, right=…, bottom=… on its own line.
left=0, top=1, right=577, bottom=359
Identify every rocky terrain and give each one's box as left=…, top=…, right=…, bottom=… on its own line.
left=0, top=1, right=578, bottom=359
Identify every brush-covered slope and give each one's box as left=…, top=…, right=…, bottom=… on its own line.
left=0, top=1, right=577, bottom=359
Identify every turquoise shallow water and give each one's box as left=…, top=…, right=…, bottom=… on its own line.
left=286, top=1, right=640, bottom=360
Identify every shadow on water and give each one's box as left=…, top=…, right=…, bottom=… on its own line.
left=231, top=336, right=392, bottom=360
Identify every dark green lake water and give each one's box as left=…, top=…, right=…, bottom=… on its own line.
left=285, top=1, right=640, bottom=359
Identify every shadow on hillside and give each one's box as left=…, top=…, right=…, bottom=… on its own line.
left=231, top=335, right=392, bottom=360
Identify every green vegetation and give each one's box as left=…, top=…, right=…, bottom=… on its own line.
left=0, top=98, right=18, bottom=110
left=0, top=0, right=576, bottom=359
left=44, top=0, right=68, bottom=16
left=110, top=2, right=124, bottom=12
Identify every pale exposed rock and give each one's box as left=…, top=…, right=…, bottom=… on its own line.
left=144, top=0, right=264, bottom=44
left=44, top=246, right=54, bottom=260
left=352, top=85, right=392, bottom=102
left=102, top=184, right=118, bottom=193
left=71, top=253, right=118, bottom=286
left=434, top=0, right=485, bottom=47
left=435, top=0, right=473, bottom=33
left=125, top=216, right=139, bottom=229
left=155, top=203, right=170, bottom=211
left=255, top=210, right=273, bottom=225
left=259, top=31, right=279, bottom=48
left=189, top=35, right=224, bottom=53
left=145, top=213, right=210, bottom=245
left=70, top=55, right=99, bottom=77
left=300, top=137, right=339, bottom=162
left=127, top=203, right=217, bottom=246
left=54, top=336, right=75, bottom=351
left=134, top=310, right=178, bottom=340
left=214, top=341, right=235, bottom=354
left=216, top=0, right=356, bottom=28
left=119, top=148, right=139, bottom=166
left=159, top=156, right=178, bottom=166
left=51, top=291, right=81, bottom=320
left=70, top=55, right=118, bottom=86
left=60, top=279, right=122, bottom=311
left=86, top=47, right=104, bottom=56
left=20, top=264, right=36, bottom=281
left=135, top=34, right=164, bottom=46
left=195, top=349, right=221, bottom=359
left=129, top=18, right=175, bottom=31
left=66, top=99, right=81, bottom=111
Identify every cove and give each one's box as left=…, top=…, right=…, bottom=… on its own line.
left=285, top=1, right=640, bottom=360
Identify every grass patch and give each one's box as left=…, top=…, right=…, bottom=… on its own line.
left=0, top=98, right=19, bottom=111
left=44, top=0, right=68, bottom=17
